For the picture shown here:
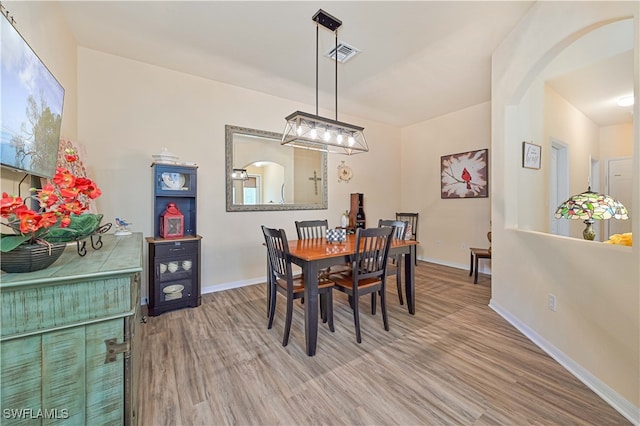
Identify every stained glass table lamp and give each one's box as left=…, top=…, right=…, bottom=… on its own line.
left=554, top=188, right=629, bottom=240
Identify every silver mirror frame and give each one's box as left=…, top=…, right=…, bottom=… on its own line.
left=225, top=125, right=328, bottom=212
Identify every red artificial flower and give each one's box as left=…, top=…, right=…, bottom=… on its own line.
left=64, top=148, right=78, bottom=163
left=1, top=193, right=25, bottom=215
left=86, top=183, right=102, bottom=199
left=60, top=186, right=80, bottom=202
left=58, top=200, right=85, bottom=216
left=53, top=168, right=76, bottom=188
left=74, top=177, right=91, bottom=192
left=59, top=215, right=72, bottom=228
left=18, top=211, right=42, bottom=234
left=36, top=184, right=59, bottom=208
left=39, top=211, right=59, bottom=228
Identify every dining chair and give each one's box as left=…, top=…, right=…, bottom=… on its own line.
left=396, top=212, right=418, bottom=265
left=328, top=226, right=394, bottom=343
left=262, top=226, right=335, bottom=347
left=295, top=219, right=329, bottom=239
left=295, top=219, right=350, bottom=279
left=378, top=219, right=408, bottom=305
left=469, top=231, right=492, bottom=284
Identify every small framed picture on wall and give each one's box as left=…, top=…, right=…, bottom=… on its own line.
left=522, top=141, right=541, bottom=169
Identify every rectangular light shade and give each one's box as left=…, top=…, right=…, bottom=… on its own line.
left=231, top=168, right=249, bottom=180
left=281, top=111, right=368, bottom=155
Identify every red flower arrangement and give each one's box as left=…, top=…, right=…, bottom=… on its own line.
left=1, top=156, right=102, bottom=252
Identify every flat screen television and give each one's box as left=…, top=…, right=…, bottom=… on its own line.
left=1, top=13, right=64, bottom=179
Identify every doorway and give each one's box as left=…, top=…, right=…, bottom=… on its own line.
left=549, top=139, right=569, bottom=236
left=605, top=157, right=632, bottom=239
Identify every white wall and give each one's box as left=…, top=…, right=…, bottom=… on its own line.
left=544, top=83, right=601, bottom=239
left=601, top=122, right=633, bottom=160
left=76, top=47, right=402, bottom=298
left=401, top=102, right=492, bottom=270
left=492, top=1, right=639, bottom=421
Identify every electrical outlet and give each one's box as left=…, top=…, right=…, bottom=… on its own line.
left=548, top=294, right=557, bottom=312
left=436, top=240, right=442, bottom=247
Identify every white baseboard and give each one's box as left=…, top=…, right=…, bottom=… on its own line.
left=201, top=277, right=265, bottom=295
left=489, top=299, right=639, bottom=425
left=420, top=256, right=492, bottom=276
left=197, top=256, right=490, bottom=297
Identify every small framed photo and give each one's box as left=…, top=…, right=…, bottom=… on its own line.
left=522, top=141, right=541, bottom=169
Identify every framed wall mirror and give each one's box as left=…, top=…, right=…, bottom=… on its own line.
left=225, top=125, right=328, bottom=211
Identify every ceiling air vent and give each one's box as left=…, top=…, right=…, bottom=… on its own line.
left=325, top=42, right=360, bottom=63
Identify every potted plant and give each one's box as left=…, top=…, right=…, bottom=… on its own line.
left=1, top=155, right=102, bottom=273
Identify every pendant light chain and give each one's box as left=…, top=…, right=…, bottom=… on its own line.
left=316, top=23, right=319, bottom=116
left=335, top=30, right=338, bottom=121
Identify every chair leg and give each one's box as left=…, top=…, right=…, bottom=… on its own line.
left=353, top=294, right=362, bottom=343
left=327, top=291, right=335, bottom=332
left=474, top=256, right=479, bottom=284
left=282, top=294, right=294, bottom=347
left=381, top=285, right=389, bottom=331
left=266, top=279, right=270, bottom=318
left=371, top=292, right=377, bottom=315
left=396, top=257, right=404, bottom=305
left=469, top=250, right=474, bottom=276
left=267, top=283, right=277, bottom=329
left=266, top=259, right=272, bottom=318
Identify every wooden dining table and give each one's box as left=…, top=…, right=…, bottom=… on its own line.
left=284, top=234, right=418, bottom=356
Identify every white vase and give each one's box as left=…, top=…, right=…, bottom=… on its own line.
left=341, top=213, right=348, bottom=228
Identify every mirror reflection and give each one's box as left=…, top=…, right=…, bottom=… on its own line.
left=225, top=125, right=328, bottom=211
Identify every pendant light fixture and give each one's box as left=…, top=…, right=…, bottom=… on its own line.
left=231, top=168, right=249, bottom=181
left=281, top=9, right=368, bottom=155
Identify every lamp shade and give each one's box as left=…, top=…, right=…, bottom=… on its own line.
left=281, top=111, right=368, bottom=155
left=554, top=189, right=628, bottom=221
left=554, top=188, right=629, bottom=240
left=231, top=168, right=249, bottom=180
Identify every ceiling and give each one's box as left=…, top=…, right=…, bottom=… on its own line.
left=56, top=1, right=633, bottom=128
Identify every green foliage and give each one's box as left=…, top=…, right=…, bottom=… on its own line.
left=46, top=214, right=104, bottom=243
left=0, top=234, right=32, bottom=253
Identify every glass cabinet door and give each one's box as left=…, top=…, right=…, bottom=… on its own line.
left=153, top=164, right=197, bottom=197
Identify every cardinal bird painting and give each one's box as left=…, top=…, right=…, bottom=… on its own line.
left=440, top=149, right=488, bottom=199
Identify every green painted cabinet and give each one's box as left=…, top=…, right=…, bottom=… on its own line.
left=1, top=233, right=143, bottom=425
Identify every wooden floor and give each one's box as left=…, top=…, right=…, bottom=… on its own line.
left=137, top=262, right=630, bottom=425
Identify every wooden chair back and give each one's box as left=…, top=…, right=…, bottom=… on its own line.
left=352, top=226, right=394, bottom=282
left=262, top=226, right=293, bottom=289
left=295, top=220, right=329, bottom=240
left=395, top=212, right=418, bottom=240
left=378, top=219, right=407, bottom=240
left=378, top=219, right=407, bottom=305
left=329, top=226, right=394, bottom=343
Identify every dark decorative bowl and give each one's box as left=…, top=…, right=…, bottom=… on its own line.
left=1, top=242, right=67, bottom=273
